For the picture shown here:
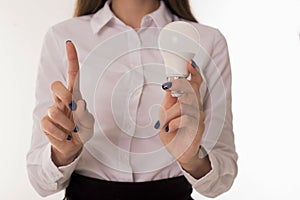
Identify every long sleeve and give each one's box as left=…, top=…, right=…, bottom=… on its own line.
left=26, top=27, right=81, bottom=197
left=179, top=29, right=238, bottom=198
left=27, top=9, right=238, bottom=197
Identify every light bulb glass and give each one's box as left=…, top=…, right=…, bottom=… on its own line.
left=158, top=21, right=200, bottom=97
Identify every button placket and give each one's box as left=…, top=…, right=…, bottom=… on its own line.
left=126, top=30, right=145, bottom=173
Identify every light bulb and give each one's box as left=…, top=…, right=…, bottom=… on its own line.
left=158, top=21, right=200, bottom=97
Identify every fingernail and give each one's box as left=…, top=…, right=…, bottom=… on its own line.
left=69, top=100, right=77, bottom=111
left=73, top=125, right=79, bottom=133
left=162, top=82, right=172, bottom=90
left=154, top=120, right=160, bottom=129
left=66, top=40, right=72, bottom=44
left=66, top=134, right=72, bottom=140
left=165, top=125, right=169, bottom=132
left=191, top=60, right=198, bottom=68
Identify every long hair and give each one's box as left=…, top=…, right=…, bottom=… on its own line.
left=74, top=0, right=197, bottom=22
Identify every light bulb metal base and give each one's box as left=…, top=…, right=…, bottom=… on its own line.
left=167, top=76, right=187, bottom=98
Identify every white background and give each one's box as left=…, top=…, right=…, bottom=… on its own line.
left=0, top=0, right=299, bottom=199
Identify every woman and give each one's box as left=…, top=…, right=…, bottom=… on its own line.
left=27, top=0, right=238, bottom=199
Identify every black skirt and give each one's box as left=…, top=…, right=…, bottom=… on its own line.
left=64, top=173, right=194, bottom=200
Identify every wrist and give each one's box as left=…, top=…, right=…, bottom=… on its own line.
left=51, top=146, right=82, bottom=167
left=179, top=151, right=212, bottom=179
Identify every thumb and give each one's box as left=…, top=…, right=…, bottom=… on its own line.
left=72, top=99, right=95, bottom=143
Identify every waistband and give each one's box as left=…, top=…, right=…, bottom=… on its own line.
left=64, top=173, right=193, bottom=200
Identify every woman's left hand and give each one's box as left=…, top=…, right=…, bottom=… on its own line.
left=157, top=61, right=209, bottom=176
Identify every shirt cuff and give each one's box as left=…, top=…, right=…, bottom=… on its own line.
left=58, top=151, right=82, bottom=179
left=41, top=144, right=82, bottom=190
left=177, top=152, right=219, bottom=191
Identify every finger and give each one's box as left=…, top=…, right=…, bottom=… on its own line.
left=66, top=40, right=80, bottom=93
left=41, top=116, right=68, bottom=142
left=45, top=134, right=67, bottom=153
left=189, top=60, right=203, bottom=86
left=159, top=102, right=198, bottom=128
left=73, top=100, right=94, bottom=128
left=162, top=79, right=200, bottom=107
left=161, top=89, right=177, bottom=110
left=157, top=90, right=177, bottom=129
left=167, top=115, right=199, bottom=133
left=47, top=106, right=75, bottom=132
left=162, top=79, right=194, bottom=94
left=51, top=81, right=73, bottom=110
left=52, top=94, right=67, bottom=112
left=168, top=111, right=205, bottom=133
left=168, top=78, right=203, bottom=108
left=178, top=91, right=201, bottom=108
left=70, top=131, right=83, bottom=146
left=72, top=99, right=94, bottom=143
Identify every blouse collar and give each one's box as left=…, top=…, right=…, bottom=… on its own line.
left=90, top=0, right=174, bottom=34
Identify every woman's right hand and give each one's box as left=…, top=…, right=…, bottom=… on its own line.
left=40, top=41, right=95, bottom=167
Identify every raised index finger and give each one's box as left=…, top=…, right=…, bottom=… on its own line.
left=66, top=40, right=80, bottom=93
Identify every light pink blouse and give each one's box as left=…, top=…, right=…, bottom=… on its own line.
left=27, top=0, right=238, bottom=198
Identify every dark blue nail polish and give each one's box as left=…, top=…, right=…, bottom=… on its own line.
left=162, top=82, right=172, bottom=90
left=66, top=40, right=72, bottom=44
left=69, top=100, right=77, bottom=111
left=154, top=121, right=160, bottom=129
left=66, top=134, right=72, bottom=140
left=73, top=126, right=79, bottom=133
left=165, top=125, right=169, bottom=132
left=191, top=60, right=198, bottom=68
